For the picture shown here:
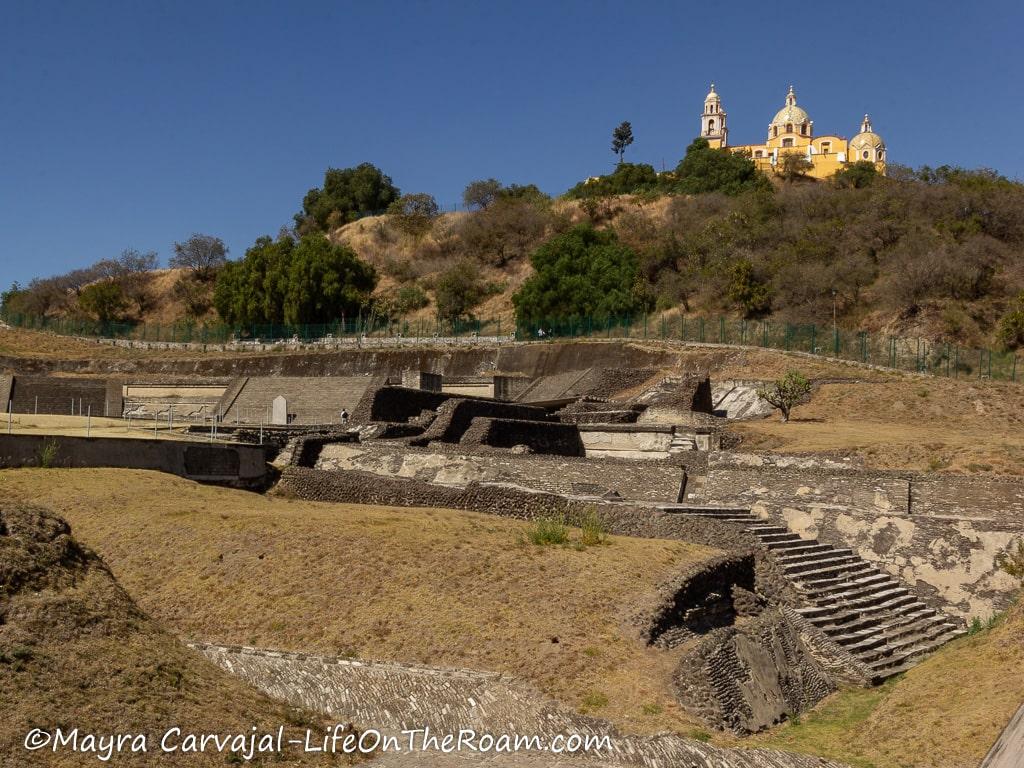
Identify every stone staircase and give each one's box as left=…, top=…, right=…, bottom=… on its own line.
left=657, top=505, right=966, bottom=683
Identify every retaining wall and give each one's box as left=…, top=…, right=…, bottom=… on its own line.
left=0, top=434, right=268, bottom=488
left=459, top=416, right=584, bottom=456
left=699, top=456, right=1024, bottom=618
left=412, top=397, right=554, bottom=445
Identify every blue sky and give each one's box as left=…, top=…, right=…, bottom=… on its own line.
left=2, top=0, right=1022, bottom=287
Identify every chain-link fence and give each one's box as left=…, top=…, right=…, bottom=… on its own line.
left=4, top=311, right=1019, bottom=382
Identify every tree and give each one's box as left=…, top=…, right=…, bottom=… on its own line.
left=673, top=138, right=769, bottom=196
left=78, top=281, right=126, bottom=323
left=512, top=225, right=645, bottom=325
left=757, top=370, right=813, bottom=423
left=463, top=178, right=503, bottom=210
left=566, top=163, right=663, bottom=199
left=434, top=260, right=490, bottom=322
left=388, top=193, right=440, bottom=239
left=170, top=235, right=228, bottom=281
left=611, top=121, right=634, bottom=164
left=727, top=259, right=772, bottom=317
left=213, top=233, right=376, bottom=325
left=833, top=161, right=878, bottom=189
left=296, top=163, right=400, bottom=232
left=779, top=151, right=814, bottom=182
left=113, top=248, right=158, bottom=315
left=1, top=282, right=26, bottom=320
left=456, top=196, right=548, bottom=267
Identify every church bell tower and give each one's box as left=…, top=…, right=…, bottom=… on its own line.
left=700, top=83, right=728, bottom=148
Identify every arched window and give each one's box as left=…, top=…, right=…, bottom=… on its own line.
left=755, top=150, right=763, bottom=158
left=879, top=151, right=885, bottom=161
left=773, top=126, right=779, bottom=137
left=708, top=119, right=715, bottom=133
left=786, top=123, right=793, bottom=133
left=782, top=138, right=794, bottom=148
left=862, top=150, right=870, bottom=159
left=800, top=123, right=807, bottom=135
left=821, top=141, right=831, bottom=153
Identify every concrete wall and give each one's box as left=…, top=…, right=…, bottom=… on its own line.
left=0, top=434, right=268, bottom=488
left=699, top=455, right=1024, bottom=619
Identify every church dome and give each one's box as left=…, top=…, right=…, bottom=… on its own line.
left=769, top=86, right=811, bottom=130
left=705, top=83, right=720, bottom=103
left=850, top=114, right=885, bottom=149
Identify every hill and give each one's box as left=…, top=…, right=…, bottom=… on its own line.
left=0, top=500, right=352, bottom=766
left=6, top=165, right=1024, bottom=352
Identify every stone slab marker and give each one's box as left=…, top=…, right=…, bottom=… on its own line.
left=271, top=395, right=288, bottom=425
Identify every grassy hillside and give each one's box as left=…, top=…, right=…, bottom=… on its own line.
left=0, top=468, right=718, bottom=738
left=9, top=166, right=1024, bottom=351
left=0, top=500, right=352, bottom=767
left=755, top=596, right=1023, bottom=768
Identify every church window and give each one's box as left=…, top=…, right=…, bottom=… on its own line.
left=786, top=123, right=793, bottom=133
left=773, top=126, right=778, bottom=137
left=800, top=123, right=807, bottom=135
left=755, top=150, right=763, bottom=158
left=782, top=138, right=794, bottom=148
left=708, top=119, right=715, bottom=133
left=821, top=141, right=831, bottom=153
left=862, top=150, right=869, bottom=159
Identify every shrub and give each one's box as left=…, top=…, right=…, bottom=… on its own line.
left=581, top=692, right=609, bottom=711
left=296, top=163, right=400, bottom=232
left=433, top=260, right=492, bottom=322
left=997, top=292, right=1024, bottom=350
left=78, top=280, right=126, bottom=323
left=672, top=138, right=769, bottom=196
left=388, top=193, right=440, bottom=239
left=526, top=515, right=569, bottom=546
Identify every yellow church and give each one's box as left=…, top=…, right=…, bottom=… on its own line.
left=699, top=84, right=887, bottom=178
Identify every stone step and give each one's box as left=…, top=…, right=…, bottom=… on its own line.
left=789, top=560, right=875, bottom=581
left=783, top=554, right=864, bottom=576
left=817, top=604, right=936, bottom=640
left=747, top=524, right=790, bottom=535
left=868, top=627, right=966, bottom=680
left=806, top=589, right=918, bottom=621
left=797, top=569, right=890, bottom=591
left=764, top=537, right=819, bottom=550
left=766, top=543, right=835, bottom=558
left=799, top=574, right=901, bottom=601
left=827, top=609, right=941, bottom=646
left=776, top=548, right=856, bottom=567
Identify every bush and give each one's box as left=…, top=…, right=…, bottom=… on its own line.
left=171, top=274, right=212, bottom=318
left=526, top=515, right=569, bottom=546
left=388, top=193, right=440, bottom=239
left=37, top=438, right=59, bottom=468
left=513, top=225, right=646, bottom=325
left=433, top=260, right=492, bottom=322
left=672, top=138, right=769, bottom=196
left=78, top=280, right=126, bottom=323
left=997, top=292, right=1024, bottom=350
left=565, top=163, right=664, bottom=199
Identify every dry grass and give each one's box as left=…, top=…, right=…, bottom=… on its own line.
left=734, top=377, right=1024, bottom=474
left=0, top=468, right=717, bottom=737
left=755, top=596, right=1024, bottom=768
left=0, top=500, right=353, bottom=767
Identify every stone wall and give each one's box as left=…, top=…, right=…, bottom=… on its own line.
left=8, top=374, right=113, bottom=416
left=350, top=386, right=454, bottom=425
left=460, top=417, right=584, bottom=456
left=311, top=442, right=687, bottom=502
left=638, top=554, right=757, bottom=649
left=194, top=642, right=848, bottom=768
left=412, top=397, right=554, bottom=445
left=0, top=433, right=268, bottom=488
left=699, top=455, right=1024, bottom=618
left=673, top=607, right=837, bottom=735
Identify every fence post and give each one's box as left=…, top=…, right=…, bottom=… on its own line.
left=1013, top=355, right=1018, bottom=382
left=719, top=316, right=726, bottom=343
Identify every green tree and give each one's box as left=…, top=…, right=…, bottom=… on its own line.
left=833, top=161, right=878, bottom=189
left=673, top=138, right=769, bottom=196
left=463, top=178, right=503, bottom=210
left=611, top=121, right=634, bottom=164
left=213, top=233, right=376, bottom=325
left=0, top=282, right=26, bottom=320
left=512, top=225, right=644, bottom=325
left=565, top=163, right=663, bottom=199
left=779, top=151, right=814, bottom=182
left=296, top=163, right=400, bottom=232
left=757, top=370, right=813, bottom=422
left=995, top=539, right=1024, bottom=582
left=388, top=193, right=440, bottom=239
left=434, top=260, right=490, bottom=322
left=727, top=259, right=772, bottom=317
left=78, top=280, right=127, bottom=323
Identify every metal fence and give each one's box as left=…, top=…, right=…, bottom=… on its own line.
left=3, top=311, right=1019, bottom=382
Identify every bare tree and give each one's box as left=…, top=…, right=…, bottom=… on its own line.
left=170, top=234, right=228, bottom=281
